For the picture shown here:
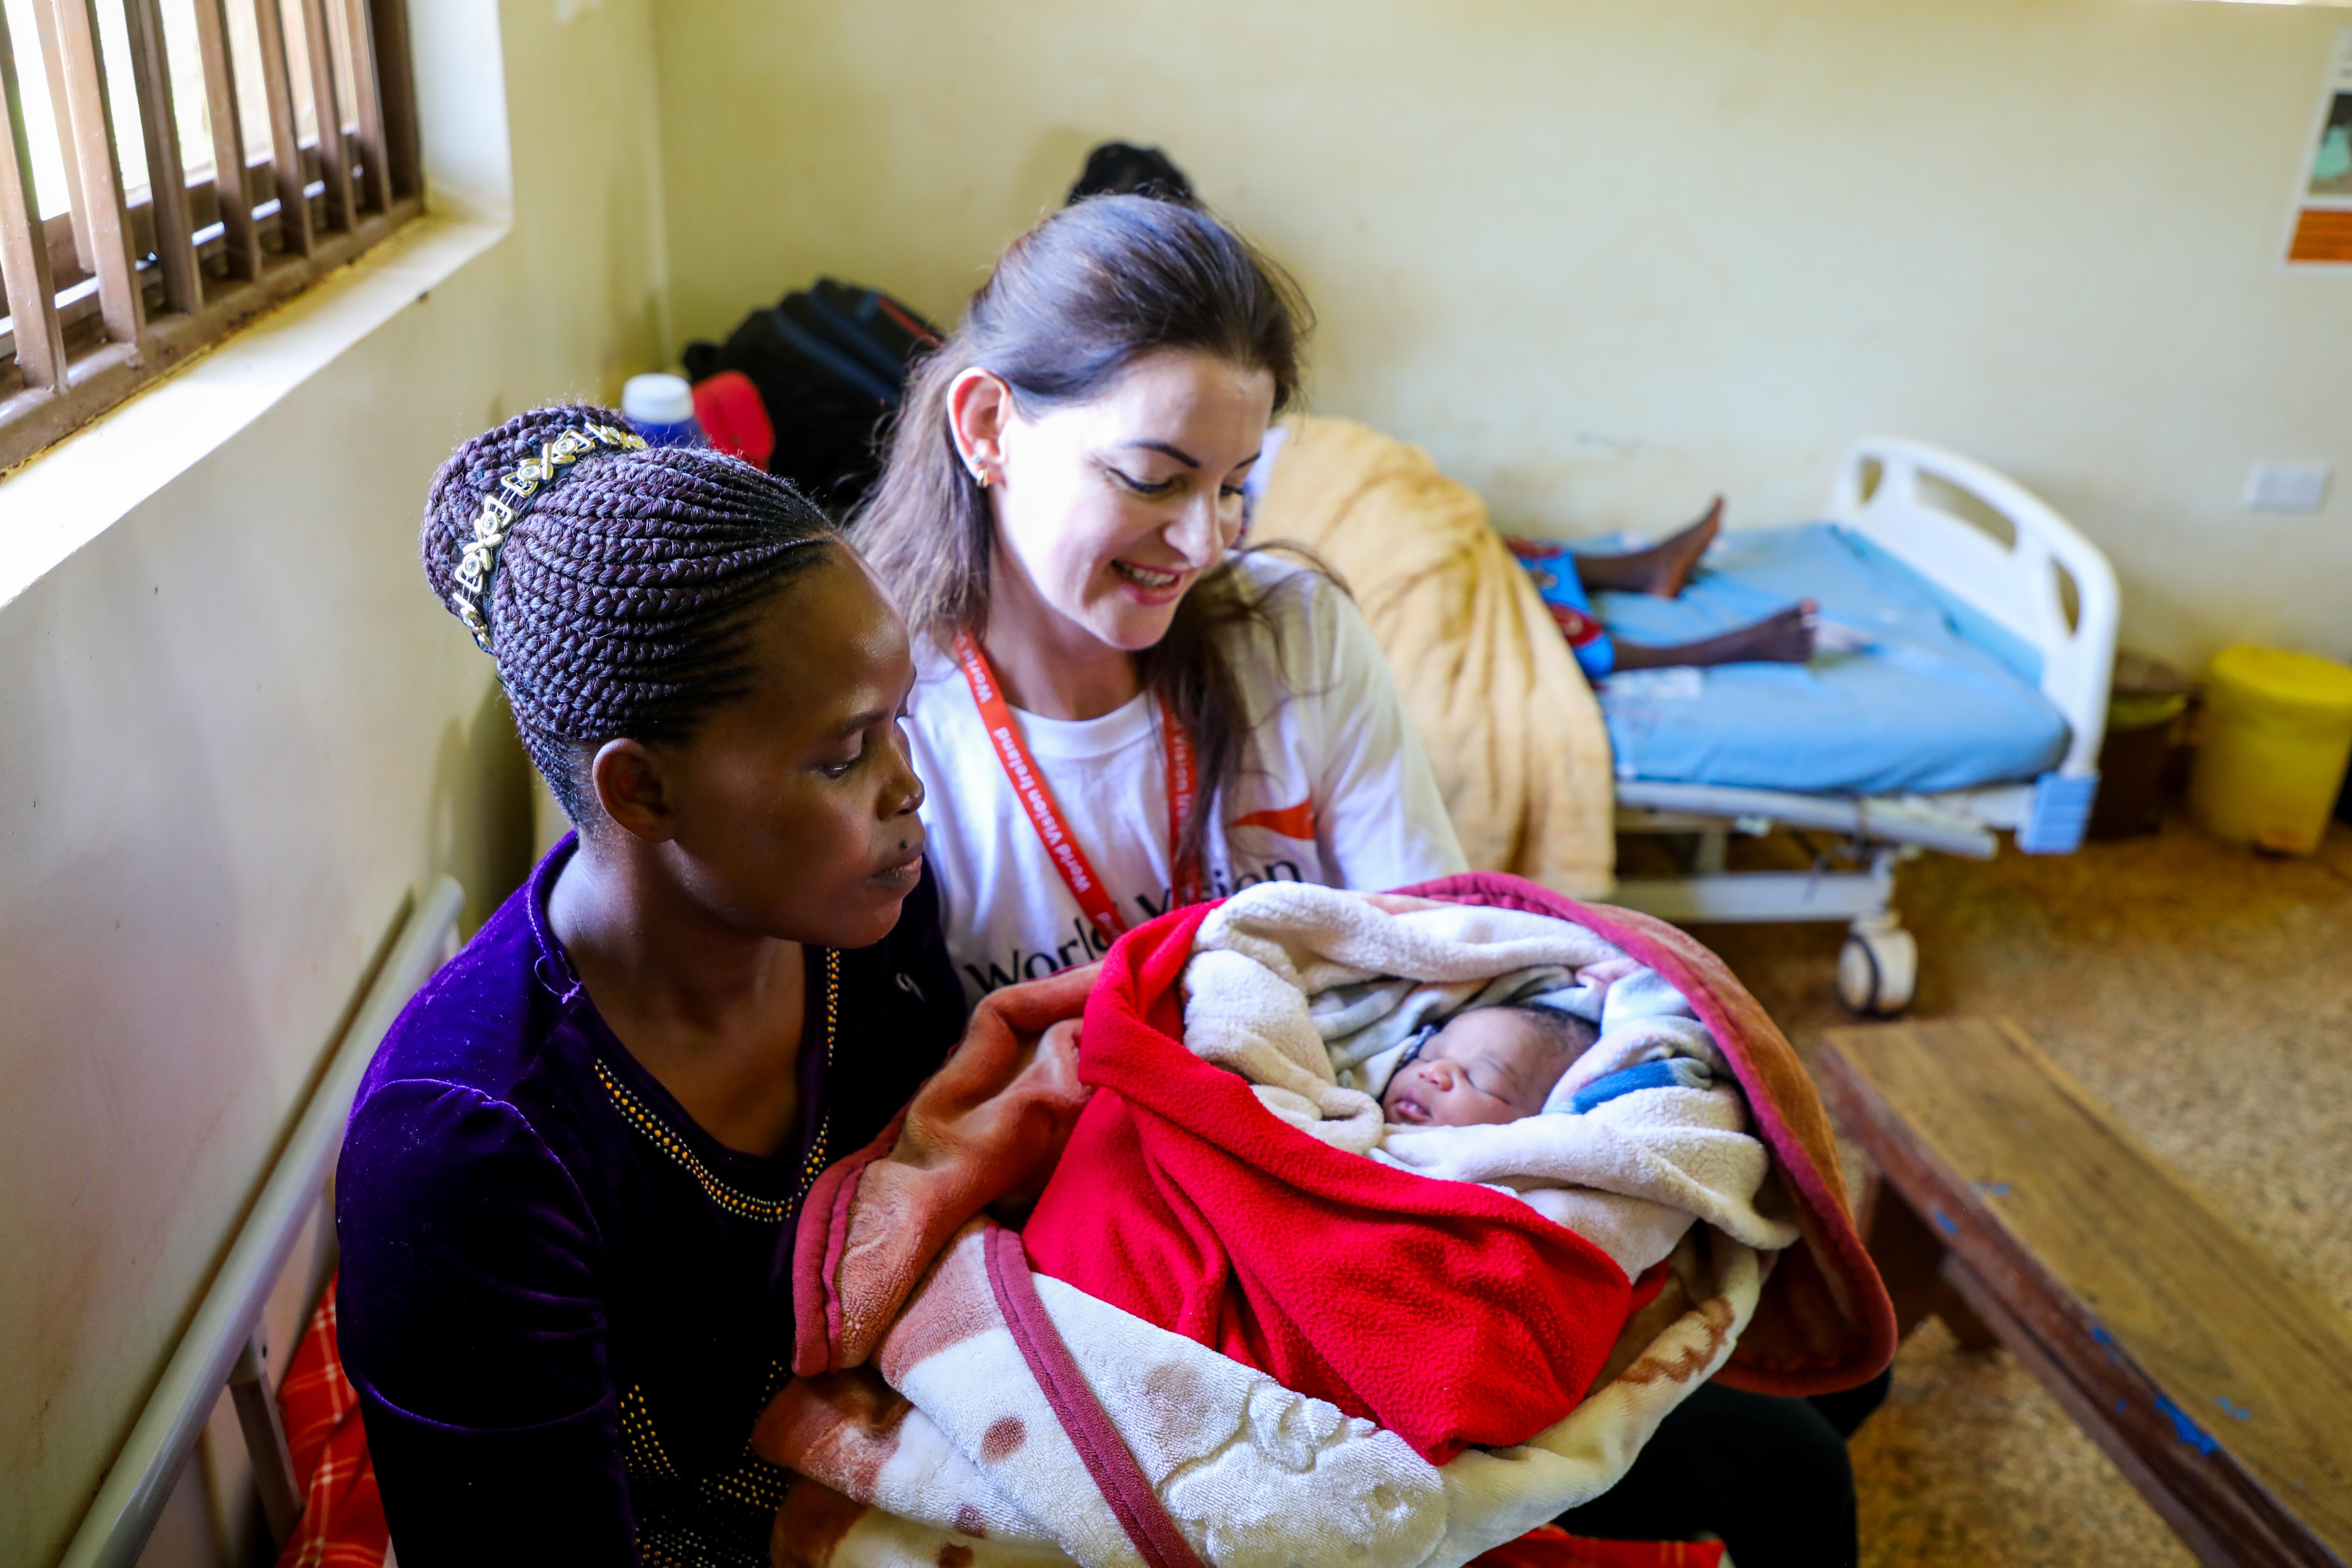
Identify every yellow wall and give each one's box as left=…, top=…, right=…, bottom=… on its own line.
left=6, top=4, right=2346, bottom=1561
left=0, top=2, right=671, bottom=1561
left=655, top=0, right=2352, bottom=670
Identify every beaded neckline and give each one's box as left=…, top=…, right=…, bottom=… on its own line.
left=593, top=947, right=842, bottom=1223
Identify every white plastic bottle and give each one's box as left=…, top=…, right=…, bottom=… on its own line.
left=621, top=372, right=705, bottom=449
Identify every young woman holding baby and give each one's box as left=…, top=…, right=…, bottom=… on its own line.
left=864, top=194, right=1881, bottom=1568
left=337, top=418, right=967, bottom=1564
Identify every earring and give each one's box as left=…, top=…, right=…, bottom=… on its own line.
left=971, top=465, right=990, bottom=489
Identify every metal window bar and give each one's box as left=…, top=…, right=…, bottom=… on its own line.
left=0, top=4, right=67, bottom=390
left=291, top=0, right=348, bottom=230
left=27, top=0, right=94, bottom=272
left=120, top=0, right=199, bottom=315
left=338, top=0, right=383, bottom=211
left=50, top=0, right=141, bottom=343
left=188, top=0, right=257, bottom=279
left=365, top=0, right=413, bottom=198
left=0, top=0, right=419, bottom=465
left=245, top=0, right=310, bottom=255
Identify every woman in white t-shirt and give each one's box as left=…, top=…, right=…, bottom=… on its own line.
left=856, top=196, right=1465, bottom=1005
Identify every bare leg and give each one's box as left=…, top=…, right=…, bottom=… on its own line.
left=1612, top=601, right=1817, bottom=670
left=1575, top=497, right=1725, bottom=598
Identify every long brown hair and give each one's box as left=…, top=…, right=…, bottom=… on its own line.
left=854, top=196, right=1315, bottom=869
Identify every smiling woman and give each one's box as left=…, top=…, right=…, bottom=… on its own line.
left=856, top=196, right=1466, bottom=1004
left=336, top=408, right=965, bottom=1565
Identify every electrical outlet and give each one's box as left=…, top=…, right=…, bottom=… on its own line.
left=2244, top=463, right=2331, bottom=513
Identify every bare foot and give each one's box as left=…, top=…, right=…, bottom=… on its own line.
left=1572, top=497, right=1727, bottom=598
left=1641, top=496, right=1724, bottom=598
left=1716, top=600, right=1816, bottom=663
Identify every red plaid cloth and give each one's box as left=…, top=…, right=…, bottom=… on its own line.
left=1474, top=1525, right=1726, bottom=1568
left=273, top=1273, right=389, bottom=1568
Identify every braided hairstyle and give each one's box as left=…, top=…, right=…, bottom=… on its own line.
left=422, top=404, right=836, bottom=822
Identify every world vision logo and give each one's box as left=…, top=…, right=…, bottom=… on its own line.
left=959, top=857, right=1309, bottom=996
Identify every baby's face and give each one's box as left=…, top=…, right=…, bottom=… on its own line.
left=1380, top=1011, right=1574, bottom=1128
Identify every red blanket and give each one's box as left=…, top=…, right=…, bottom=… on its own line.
left=1020, top=901, right=1654, bottom=1465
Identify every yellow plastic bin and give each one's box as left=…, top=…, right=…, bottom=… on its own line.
left=2189, top=645, right=2352, bottom=854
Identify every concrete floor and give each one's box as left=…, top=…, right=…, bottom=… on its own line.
left=1687, top=814, right=2352, bottom=1568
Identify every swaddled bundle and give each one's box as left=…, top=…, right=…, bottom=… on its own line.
left=1134, top=883, right=1797, bottom=1456
left=766, top=875, right=1896, bottom=1568
left=1183, top=885, right=1795, bottom=1283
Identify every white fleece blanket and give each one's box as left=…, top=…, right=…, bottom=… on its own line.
left=766, top=1222, right=1762, bottom=1568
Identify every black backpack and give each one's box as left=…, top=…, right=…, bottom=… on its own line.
left=1067, top=141, right=1194, bottom=204
left=683, top=279, right=941, bottom=515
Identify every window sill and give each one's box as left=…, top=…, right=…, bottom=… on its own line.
left=0, top=208, right=510, bottom=611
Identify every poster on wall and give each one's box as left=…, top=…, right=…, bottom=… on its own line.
left=2287, top=30, right=2352, bottom=264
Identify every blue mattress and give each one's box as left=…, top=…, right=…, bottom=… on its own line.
left=1591, top=523, right=2069, bottom=795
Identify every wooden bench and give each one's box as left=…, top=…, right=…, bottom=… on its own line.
left=1817, top=1018, right=2352, bottom=1568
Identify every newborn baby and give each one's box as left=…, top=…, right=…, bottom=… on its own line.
left=1380, top=1003, right=1596, bottom=1126
left=1379, top=1001, right=1714, bottom=1128
left=1180, top=882, right=1793, bottom=1286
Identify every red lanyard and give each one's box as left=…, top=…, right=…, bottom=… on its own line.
left=952, top=631, right=1204, bottom=945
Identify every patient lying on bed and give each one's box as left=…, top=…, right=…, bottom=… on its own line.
left=1506, top=497, right=1820, bottom=678
left=1245, top=422, right=1814, bottom=682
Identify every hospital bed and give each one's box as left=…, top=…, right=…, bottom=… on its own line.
left=1602, top=436, right=2117, bottom=1015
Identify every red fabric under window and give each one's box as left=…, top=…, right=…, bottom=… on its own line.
left=274, top=1274, right=390, bottom=1568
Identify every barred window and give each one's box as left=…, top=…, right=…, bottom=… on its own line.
left=0, top=0, right=418, bottom=467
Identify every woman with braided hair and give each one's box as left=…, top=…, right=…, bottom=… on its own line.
left=336, top=406, right=965, bottom=1564
left=859, top=195, right=1466, bottom=1004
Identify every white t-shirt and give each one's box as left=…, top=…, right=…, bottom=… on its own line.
left=909, top=555, right=1468, bottom=1006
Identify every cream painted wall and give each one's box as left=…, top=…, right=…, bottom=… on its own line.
left=4, top=4, right=2342, bottom=1560
left=0, top=1, right=671, bottom=1562
left=654, top=0, right=2352, bottom=671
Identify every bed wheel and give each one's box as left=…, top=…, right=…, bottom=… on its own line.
left=1839, top=916, right=1918, bottom=1016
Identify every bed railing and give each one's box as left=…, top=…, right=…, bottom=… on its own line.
left=58, top=876, right=464, bottom=1568
left=1826, top=435, right=2118, bottom=782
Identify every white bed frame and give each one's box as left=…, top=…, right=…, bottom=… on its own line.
left=1607, top=435, right=2119, bottom=1014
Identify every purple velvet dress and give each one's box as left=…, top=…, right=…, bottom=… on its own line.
left=336, top=835, right=964, bottom=1567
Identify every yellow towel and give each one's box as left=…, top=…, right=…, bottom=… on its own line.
left=1252, top=415, right=1615, bottom=897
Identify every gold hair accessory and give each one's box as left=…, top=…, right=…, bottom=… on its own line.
left=451, top=420, right=648, bottom=652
